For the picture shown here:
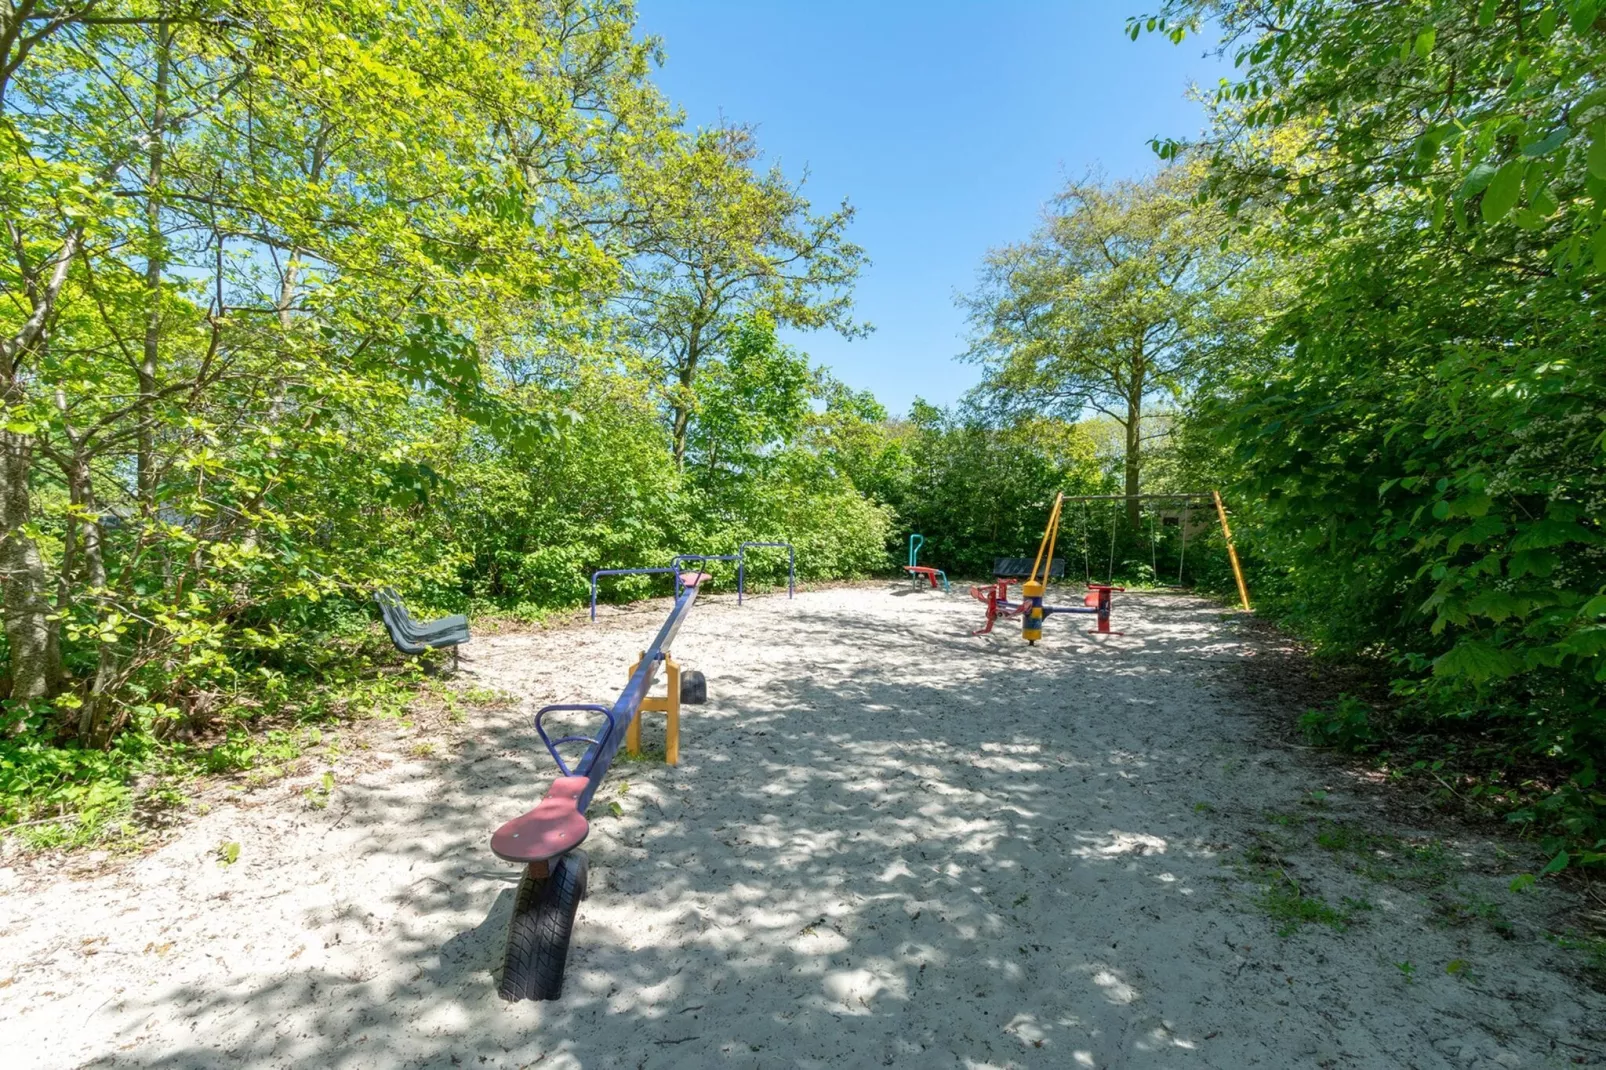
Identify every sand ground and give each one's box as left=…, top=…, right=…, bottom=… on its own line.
left=0, top=585, right=1602, bottom=1069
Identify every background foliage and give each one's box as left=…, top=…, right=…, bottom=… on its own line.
left=1138, top=0, right=1606, bottom=872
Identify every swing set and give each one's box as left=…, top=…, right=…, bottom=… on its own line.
left=1057, top=490, right=1250, bottom=611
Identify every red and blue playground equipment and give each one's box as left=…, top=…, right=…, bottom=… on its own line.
left=971, top=493, right=1124, bottom=642
left=492, top=571, right=709, bottom=1001
left=903, top=533, right=948, bottom=591
left=492, top=542, right=793, bottom=1001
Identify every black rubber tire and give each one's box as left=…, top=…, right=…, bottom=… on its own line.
left=498, top=850, right=589, bottom=1001
left=680, top=669, right=708, bottom=706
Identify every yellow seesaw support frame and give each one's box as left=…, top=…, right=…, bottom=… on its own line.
left=624, top=649, right=683, bottom=765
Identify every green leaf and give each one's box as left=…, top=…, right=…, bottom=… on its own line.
left=1414, top=27, right=1436, bottom=58
left=1577, top=88, right=1606, bottom=123
left=1571, top=0, right=1599, bottom=34
left=1466, top=590, right=1532, bottom=622
left=1448, top=493, right=1493, bottom=518
left=1539, top=850, right=1569, bottom=876
left=1520, top=128, right=1571, bottom=157
left=1508, top=549, right=1560, bottom=578
left=1482, top=160, right=1523, bottom=223
left=1432, top=641, right=1521, bottom=683
left=1511, top=518, right=1598, bottom=550
left=1478, top=0, right=1500, bottom=27
left=1446, top=515, right=1506, bottom=552
left=1459, top=162, right=1499, bottom=199
left=1590, top=121, right=1606, bottom=180
left=1559, top=626, right=1606, bottom=658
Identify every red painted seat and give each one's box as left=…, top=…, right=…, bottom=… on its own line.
left=904, top=565, right=940, bottom=588
left=491, top=776, right=591, bottom=864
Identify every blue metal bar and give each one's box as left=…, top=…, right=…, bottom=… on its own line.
left=589, top=567, right=679, bottom=621
left=570, top=581, right=703, bottom=811
left=533, top=704, right=615, bottom=776
left=1043, top=604, right=1096, bottom=616
left=737, top=541, right=794, bottom=606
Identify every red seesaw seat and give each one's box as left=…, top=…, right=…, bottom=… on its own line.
left=904, top=565, right=941, bottom=588
left=491, top=776, right=590, bottom=864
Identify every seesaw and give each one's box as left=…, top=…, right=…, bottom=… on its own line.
left=971, top=492, right=1124, bottom=642
left=490, top=570, right=714, bottom=1000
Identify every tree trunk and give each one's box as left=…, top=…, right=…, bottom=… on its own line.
left=66, top=460, right=120, bottom=744
left=670, top=332, right=702, bottom=470
left=1123, top=336, right=1147, bottom=529
left=1123, top=398, right=1142, bottom=529
left=0, top=429, right=56, bottom=704
left=137, top=20, right=172, bottom=510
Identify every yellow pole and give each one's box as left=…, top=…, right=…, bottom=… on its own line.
left=625, top=652, right=644, bottom=757
left=663, top=655, right=681, bottom=766
left=1041, top=497, right=1063, bottom=586
left=1212, top=489, right=1252, bottom=612
left=1029, top=493, right=1064, bottom=588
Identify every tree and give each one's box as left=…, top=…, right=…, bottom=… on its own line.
left=0, top=0, right=668, bottom=738
left=620, top=125, right=868, bottom=468
left=1136, top=0, right=1606, bottom=274
left=959, top=167, right=1236, bottom=525
left=1136, top=0, right=1606, bottom=871
left=890, top=400, right=1104, bottom=578
left=683, top=314, right=815, bottom=489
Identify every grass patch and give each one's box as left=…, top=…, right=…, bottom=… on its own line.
left=2, top=649, right=493, bottom=854
left=1257, top=870, right=1355, bottom=937
left=1312, top=820, right=1452, bottom=887
left=1431, top=892, right=1515, bottom=937
left=1550, top=933, right=1606, bottom=988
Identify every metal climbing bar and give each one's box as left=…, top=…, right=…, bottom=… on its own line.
left=736, top=541, right=794, bottom=605
left=589, top=567, right=679, bottom=621
left=671, top=554, right=740, bottom=596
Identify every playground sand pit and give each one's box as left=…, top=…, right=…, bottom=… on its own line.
left=1, top=586, right=1603, bottom=1068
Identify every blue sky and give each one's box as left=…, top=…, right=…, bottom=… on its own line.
left=635, top=0, right=1228, bottom=417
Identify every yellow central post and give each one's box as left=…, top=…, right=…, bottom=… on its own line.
left=625, top=649, right=682, bottom=764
